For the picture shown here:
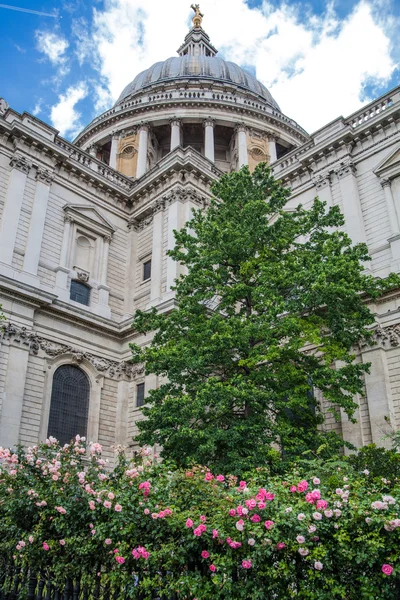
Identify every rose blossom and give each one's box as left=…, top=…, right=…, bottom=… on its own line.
left=276, top=542, right=286, bottom=550
left=103, top=501, right=112, bottom=509
left=324, top=509, right=333, bottom=518
left=216, top=475, right=225, bottom=482
left=201, top=550, right=210, bottom=559
left=382, top=564, right=393, bottom=576
left=186, top=519, right=193, bottom=528
left=296, top=535, right=305, bottom=544
left=212, top=529, right=218, bottom=538
left=236, top=519, right=244, bottom=531
left=314, top=561, right=323, bottom=571
left=308, top=525, right=317, bottom=533
left=313, top=477, right=320, bottom=485
left=248, top=538, right=255, bottom=546
left=313, top=512, right=322, bottom=521
left=297, top=480, right=308, bottom=493
left=209, top=564, right=216, bottom=572
left=264, top=520, right=274, bottom=530
left=298, top=548, right=309, bottom=557
left=229, top=509, right=236, bottom=517
left=115, top=556, right=125, bottom=564
left=297, top=513, right=306, bottom=521
left=250, top=514, right=260, bottom=523
left=43, top=543, right=49, bottom=551
left=59, top=540, right=65, bottom=546
left=114, top=504, right=122, bottom=512
left=242, top=560, right=252, bottom=569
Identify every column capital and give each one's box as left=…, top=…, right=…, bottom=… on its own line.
left=203, top=117, right=215, bottom=128
left=138, top=121, right=150, bottom=133
left=335, top=159, right=356, bottom=179
left=10, top=152, right=32, bottom=174
left=381, top=177, right=392, bottom=188
left=235, top=123, right=248, bottom=134
left=64, top=213, right=74, bottom=224
left=169, top=117, right=182, bottom=127
left=312, top=171, right=331, bottom=190
left=103, top=234, right=112, bottom=244
left=35, top=166, right=55, bottom=185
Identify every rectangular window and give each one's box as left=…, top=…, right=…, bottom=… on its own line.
left=70, top=280, right=90, bottom=306
left=136, top=382, right=145, bottom=407
left=143, top=260, right=152, bottom=281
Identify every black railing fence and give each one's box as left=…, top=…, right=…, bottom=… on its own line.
left=0, top=560, right=181, bottom=600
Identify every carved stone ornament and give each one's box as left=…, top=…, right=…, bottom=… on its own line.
left=0, top=322, right=144, bottom=380
left=36, top=166, right=55, bottom=185
left=0, top=98, right=9, bottom=115
left=10, top=153, right=32, bottom=174
left=76, top=269, right=90, bottom=283
left=203, top=117, right=215, bottom=128
left=162, top=187, right=209, bottom=208
left=359, top=324, right=400, bottom=349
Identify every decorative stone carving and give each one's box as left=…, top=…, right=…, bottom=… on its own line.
left=203, top=117, right=215, bottom=128
left=10, top=153, right=32, bottom=174
left=0, top=98, right=9, bottom=115
left=0, top=322, right=144, bottom=379
left=359, top=324, right=400, bottom=349
left=76, top=269, right=90, bottom=283
left=35, top=166, right=55, bottom=185
left=380, top=178, right=392, bottom=189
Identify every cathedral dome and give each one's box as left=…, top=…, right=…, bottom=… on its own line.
left=115, top=55, right=280, bottom=111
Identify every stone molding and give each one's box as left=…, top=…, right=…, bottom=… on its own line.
left=9, top=152, right=32, bottom=174
left=35, top=166, right=55, bottom=185
left=203, top=117, right=215, bottom=128
left=0, top=322, right=143, bottom=380
left=380, top=178, right=392, bottom=189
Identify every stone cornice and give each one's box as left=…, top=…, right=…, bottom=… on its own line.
left=1, top=322, right=143, bottom=380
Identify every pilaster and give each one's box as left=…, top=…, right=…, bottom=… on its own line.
left=203, top=118, right=215, bottom=163
left=136, top=123, right=150, bottom=178
left=150, top=200, right=165, bottom=306
left=335, top=159, right=367, bottom=246
left=235, top=124, right=248, bottom=168
left=170, top=118, right=182, bottom=151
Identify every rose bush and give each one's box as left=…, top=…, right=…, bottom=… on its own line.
left=0, top=438, right=399, bottom=599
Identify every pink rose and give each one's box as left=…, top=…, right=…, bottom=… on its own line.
left=105, top=539, right=112, bottom=545
left=382, top=564, right=393, bottom=576
left=209, top=564, right=216, bottom=572
left=313, top=477, right=320, bottom=485
left=108, top=492, right=115, bottom=500
left=316, top=500, right=327, bottom=510
left=201, top=550, right=210, bottom=559
left=276, top=542, right=286, bottom=550
left=236, top=519, right=244, bottom=531
left=264, top=520, right=274, bottom=530
left=59, top=540, right=65, bottom=546
left=212, top=529, right=218, bottom=538
left=258, top=502, right=266, bottom=510
left=297, top=480, right=308, bottom=493
left=204, top=472, right=214, bottom=482
left=216, top=475, right=225, bottom=482
left=265, top=492, right=275, bottom=501
left=296, top=535, right=305, bottom=544
left=246, top=499, right=257, bottom=510
left=114, top=504, right=122, bottom=512
left=115, top=556, right=125, bottom=564
left=103, top=501, right=112, bottom=509
left=239, top=481, right=247, bottom=488
left=314, top=561, right=323, bottom=571
left=186, top=519, right=194, bottom=528
left=200, top=515, right=207, bottom=523
left=43, top=543, right=49, bottom=551
left=229, top=509, right=236, bottom=517
left=250, top=514, right=260, bottom=523
left=290, top=486, right=297, bottom=493
left=241, top=560, right=252, bottom=569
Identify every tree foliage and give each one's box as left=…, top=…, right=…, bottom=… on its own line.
left=131, top=164, right=399, bottom=472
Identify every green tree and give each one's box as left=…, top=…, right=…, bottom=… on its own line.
left=131, top=164, right=398, bottom=473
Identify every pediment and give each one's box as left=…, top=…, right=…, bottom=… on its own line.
left=374, top=144, right=400, bottom=180
left=63, top=204, right=116, bottom=236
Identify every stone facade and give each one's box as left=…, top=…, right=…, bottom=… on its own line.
left=0, top=18, right=400, bottom=456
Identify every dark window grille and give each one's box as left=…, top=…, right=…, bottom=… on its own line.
left=70, top=280, right=91, bottom=306
left=136, top=382, right=145, bottom=407
left=143, top=260, right=152, bottom=281
left=47, top=365, right=90, bottom=446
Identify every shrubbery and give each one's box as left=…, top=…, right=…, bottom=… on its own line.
left=1, top=438, right=399, bottom=599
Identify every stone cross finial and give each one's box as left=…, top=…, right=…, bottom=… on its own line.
left=191, top=4, right=203, bottom=28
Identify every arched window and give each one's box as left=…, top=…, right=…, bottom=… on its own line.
left=47, top=365, right=90, bottom=446
left=70, top=280, right=91, bottom=306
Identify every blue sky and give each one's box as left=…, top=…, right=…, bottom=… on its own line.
left=0, top=0, right=399, bottom=139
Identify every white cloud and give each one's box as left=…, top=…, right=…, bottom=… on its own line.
left=32, top=99, right=44, bottom=116
left=36, top=31, right=70, bottom=77
left=50, top=82, right=88, bottom=137
left=85, top=0, right=397, bottom=132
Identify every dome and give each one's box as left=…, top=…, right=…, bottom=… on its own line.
left=115, top=55, right=281, bottom=111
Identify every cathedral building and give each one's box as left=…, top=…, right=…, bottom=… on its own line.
left=0, top=7, right=400, bottom=458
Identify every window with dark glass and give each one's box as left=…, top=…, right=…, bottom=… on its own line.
left=47, top=365, right=90, bottom=446
left=70, top=280, right=90, bottom=306
left=136, top=382, right=145, bottom=407
left=143, top=260, right=152, bottom=281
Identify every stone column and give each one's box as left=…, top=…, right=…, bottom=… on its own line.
left=0, top=343, right=30, bottom=448
left=268, top=136, right=277, bottom=164
left=362, top=345, right=396, bottom=448
left=0, top=153, right=31, bottom=270
left=54, top=214, right=73, bottom=299
left=109, top=133, right=119, bottom=169
left=123, top=223, right=138, bottom=317
left=312, top=171, right=333, bottom=207
left=203, top=118, right=215, bottom=163
left=96, top=235, right=111, bottom=318
left=381, top=179, right=400, bottom=235
left=115, top=379, right=129, bottom=445
left=236, top=125, right=248, bottom=168
left=136, top=124, right=149, bottom=178
left=22, top=167, right=54, bottom=278
left=150, top=201, right=164, bottom=306
left=88, top=144, right=98, bottom=158
left=170, top=118, right=181, bottom=151
left=335, top=160, right=367, bottom=245
left=165, top=197, right=179, bottom=298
